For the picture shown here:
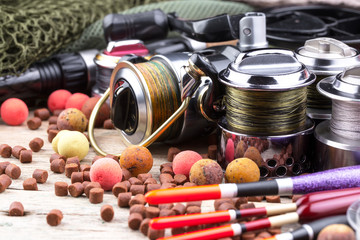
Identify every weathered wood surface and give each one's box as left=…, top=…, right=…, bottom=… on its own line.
left=0, top=113, right=216, bottom=239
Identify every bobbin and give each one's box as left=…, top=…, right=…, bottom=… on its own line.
left=314, top=66, right=360, bottom=171
left=217, top=49, right=316, bottom=177
left=108, top=46, right=240, bottom=146
left=295, top=37, right=360, bottom=122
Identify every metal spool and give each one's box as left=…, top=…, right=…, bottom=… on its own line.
left=217, top=49, right=315, bottom=178
left=314, top=65, right=360, bottom=171
left=295, top=37, right=360, bottom=122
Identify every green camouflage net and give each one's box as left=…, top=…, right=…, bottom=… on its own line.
left=0, top=0, right=165, bottom=76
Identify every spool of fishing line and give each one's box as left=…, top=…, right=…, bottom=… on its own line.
left=295, top=37, right=360, bottom=123
left=217, top=49, right=316, bottom=178
left=314, top=65, right=360, bottom=171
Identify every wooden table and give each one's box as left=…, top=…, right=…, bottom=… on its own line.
left=0, top=113, right=217, bottom=239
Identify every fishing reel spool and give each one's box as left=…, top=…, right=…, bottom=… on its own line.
left=295, top=37, right=360, bottom=124
left=88, top=45, right=240, bottom=156
left=215, top=49, right=316, bottom=178
left=314, top=65, right=360, bottom=171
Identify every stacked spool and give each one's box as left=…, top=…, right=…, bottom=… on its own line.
left=314, top=65, right=360, bottom=171
left=295, top=37, right=360, bottom=124
left=217, top=49, right=316, bottom=178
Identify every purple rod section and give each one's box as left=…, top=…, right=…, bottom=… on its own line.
left=292, top=165, right=360, bottom=194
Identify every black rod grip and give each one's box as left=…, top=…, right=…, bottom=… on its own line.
left=103, top=9, right=169, bottom=43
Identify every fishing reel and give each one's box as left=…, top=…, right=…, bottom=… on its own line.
left=88, top=45, right=240, bottom=156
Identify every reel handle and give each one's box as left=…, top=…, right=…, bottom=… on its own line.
left=88, top=88, right=192, bottom=156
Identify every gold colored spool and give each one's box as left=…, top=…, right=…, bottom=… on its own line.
left=136, top=60, right=182, bottom=141
left=225, top=87, right=307, bottom=135
left=307, top=75, right=332, bottom=109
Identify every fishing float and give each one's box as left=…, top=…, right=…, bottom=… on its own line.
left=156, top=193, right=360, bottom=240
left=145, top=165, right=360, bottom=204
left=150, top=188, right=360, bottom=230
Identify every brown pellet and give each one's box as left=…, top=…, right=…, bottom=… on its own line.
left=248, top=196, right=264, bottom=202
left=159, top=203, right=174, bottom=210
left=48, top=129, right=59, bottom=143
left=23, top=178, right=38, bottom=190
left=130, top=204, right=146, bottom=217
left=143, top=178, right=157, bottom=186
left=12, top=145, right=26, bottom=159
left=183, top=182, right=196, bottom=187
left=71, top=172, right=84, bottom=184
left=186, top=201, right=202, bottom=209
left=19, top=150, right=32, bottom=163
left=29, top=138, right=44, bottom=152
left=160, top=162, right=172, bottom=171
left=5, top=163, right=21, bottom=179
left=128, top=177, right=142, bottom=185
left=266, top=195, right=281, bottom=203
left=167, top=147, right=181, bottom=162
left=121, top=167, right=132, bottom=181
left=54, top=182, right=68, bottom=196
left=65, top=163, right=78, bottom=178
left=140, top=218, right=151, bottom=236
left=174, top=174, right=187, bottom=185
left=112, top=182, right=128, bottom=197
left=160, top=183, right=176, bottom=189
left=49, top=153, right=66, bottom=163
left=186, top=225, right=202, bottom=233
left=68, top=182, right=84, bottom=197
left=233, top=197, right=248, bottom=209
left=159, top=209, right=175, bottom=217
left=32, top=169, right=48, bottom=183
left=100, top=204, right=114, bottom=222
left=128, top=213, right=143, bottom=230
left=80, top=164, right=91, bottom=172
left=0, top=174, right=12, bottom=192
left=241, top=232, right=256, bottom=240
left=130, top=184, right=145, bottom=195
left=103, top=119, right=114, bottom=129
left=50, top=159, right=66, bottom=173
left=82, top=181, right=91, bottom=189
left=145, top=206, right=160, bottom=219
left=27, top=117, right=42, bottom=130
left=83, top=171, right=90, bottom=182
left=129, top=194, right=146, bottom=207
left=9, top=201, right=24, bottom=216
left=66, top=156, right=80, bottom=167
left=214, top=198, right=233, bottom=210
left=46, top=209, right=63, bottom=226
left=0, top=144, right=12, bottom=158
left=84, top=182, right=101, bottom=198
left=47, top=124, right=58, bottom=134
left=186, top=206, right=201, bottom=214
left=148, top=227, right=165, bottom=240
left=48, top=115, right=58, bottom=124
left=89, top=187, right=104, bottom=204
left=239, top=203, right=256, bottom=210
left=105, top=154, right=119, bottom=161
left=137, top=173, right=152, bottom=183
left=218, top=202, right=236, bottom=211
left=118, top=192, right=132, bottom=208
left=34, top=108, right=50, bottom=120
left=0, top=161, right=10, bottom=174
left=146, top=183, right=161, bottom=193
left=208, top=145, right=217, bottom=159
left=161, top=166, right=174, bottom=176
left=159, top=173, right=175, bottom=184
left=172, top=203, right=186, bottom=215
